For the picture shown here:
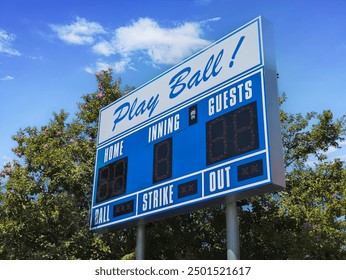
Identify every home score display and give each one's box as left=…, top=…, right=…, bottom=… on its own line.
left=90, top=17, right=285, bottom=231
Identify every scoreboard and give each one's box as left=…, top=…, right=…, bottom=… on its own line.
left=90, top=17, right=285, bottom=231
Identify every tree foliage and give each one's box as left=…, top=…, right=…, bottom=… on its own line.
left=0, top=72, right=345, bottom=259
left=0, top=69, right=135, bottom=259
left=239, top=96, right=346, bottom=259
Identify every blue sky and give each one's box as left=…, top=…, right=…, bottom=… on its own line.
left=1, top=0, right=346, bottom=165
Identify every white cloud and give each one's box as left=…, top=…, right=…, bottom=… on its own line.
left=27, top=55, right=44, bottom=61
left=326, top=146, right=338, bottom=154
left=84, top=66, right=94, bottom=74
left=112, top=58, right=133, bottom=73
left=112, top=18, right=211, bottom=64
left=81, top=17, right=220, bottom=74
left=325, top=141, right=346, bottom=155
left=95, top=61, right=113, bottom=72
left=200, top=17, right=222, bottom=24
left=0, top=75, right=14, bottom=81
left=339, top=141, right=346, bottom=147
left=85, top=17, right=219, bottom=73
left=327, top=141, right=346, bottom=163
left=84, top=61, right=113, bottom=75
left=50, top=16, right=220, bottom=74
left=306, top=141, right=346, bottom=166
left=92, top=40, right=116, bottom=56
left=50, top=17, right=106, bottom=45
left=85, top=57, right=133, bottom=74
left=0, top=28, right=21, bottom=56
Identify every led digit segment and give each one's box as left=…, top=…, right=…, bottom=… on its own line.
left=206, top=102, right=259, bottom=165
left=153, top=137, right=173, bottom=183
left=178, top=180, right=198, bottom=199
left=237, top=159, right=263, bottom=181
left=113, top=200, right=134, bottom=217
left=232, top=102, right=259, bottom=155
left=96, top=157, right=128, bottom=203
left=206, top=115, right=229, bottom=164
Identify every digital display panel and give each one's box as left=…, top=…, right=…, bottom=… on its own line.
left=206, top=102, right=259, bottom=165
left=153, top=138, right=173, bottom=183
left=237, top=159, right=263, bottom=181
left=113, top=200, right=134, bottom=217
left=96, top=157, right=128, bottom=203
left=178, top=180, right=198, bottom=199
left=90, top=17, right=285, bottom=231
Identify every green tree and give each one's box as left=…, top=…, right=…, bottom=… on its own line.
left=239, top=97, right=346, bottom=259
left=0, top=69, right=135, bottom=259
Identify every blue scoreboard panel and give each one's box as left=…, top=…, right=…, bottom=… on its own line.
left=90, top=17, right=285, bottom=231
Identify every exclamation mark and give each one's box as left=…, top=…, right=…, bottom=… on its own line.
left=229, top=35, right=245, bottom=68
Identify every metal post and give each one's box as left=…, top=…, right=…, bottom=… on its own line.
left=136, top=223, right=146, bottom=260
left=226, top=199, right=240, bottom=260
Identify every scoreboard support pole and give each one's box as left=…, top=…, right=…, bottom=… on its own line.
left=136, top=222, right=146, bottom=260
left=226, top=199, right=240, bottom=260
